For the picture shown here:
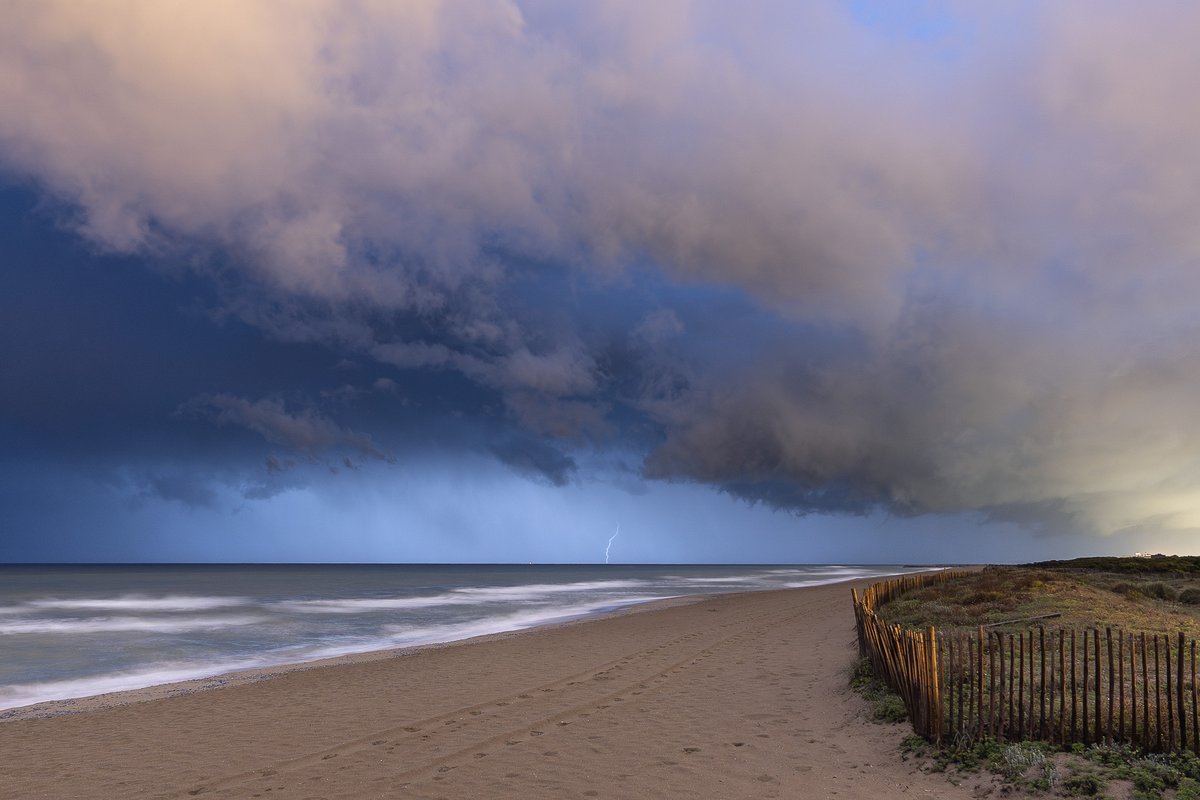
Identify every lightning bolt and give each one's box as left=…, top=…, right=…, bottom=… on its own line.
left=605, top=524, right=620, bottom=565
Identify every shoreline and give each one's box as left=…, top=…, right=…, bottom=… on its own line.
left=1, top=568, right=927, bottom=722
left=0, top=592, right=705, bottom=723
left=0, top=572, right=1021, bottom=799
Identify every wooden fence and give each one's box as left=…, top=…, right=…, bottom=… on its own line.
left=852, top=572, right=1200, bottom=752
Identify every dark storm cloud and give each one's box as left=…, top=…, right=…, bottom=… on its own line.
left=181, top=394, right=388, bottom=462
left=4, top=2, right=1200, bottom=538
left=489, top=437, right=577, bottom=487
left=136, top=471, right=218, bottom=510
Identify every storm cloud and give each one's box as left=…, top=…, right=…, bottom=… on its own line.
left=4, top=1, right=1200, bottom=541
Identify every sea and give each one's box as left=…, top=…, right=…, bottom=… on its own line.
left=0, top=563, right=926, bottom=712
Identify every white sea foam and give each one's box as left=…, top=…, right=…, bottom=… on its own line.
left=452, top=580, right=648, bottom=597
left=24, top=595, right=252, bottom=612
left=0, top=615, right=267, bottom=635
left=277, top=580, right=650, bottom=614
left=0, top=658, right=274, bottom=712
left=378, top=596, right=665, bottom=647
left=275, top=594, right=481, bottom=613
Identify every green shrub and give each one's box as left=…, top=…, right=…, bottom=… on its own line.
left=848, top=657, right=908, bottom=724
left=1179, top=588, right=1200, bottom=605
left=1144, top=581, right=1177, bottom=601
left=1062, top=773, right=1105, bottom=796
left=873, top=693, right=908, bottom=723
left=1179, top=777, right=1200, bottom=800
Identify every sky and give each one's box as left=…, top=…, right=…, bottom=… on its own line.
left=3, top=1, right=1200, bottom=564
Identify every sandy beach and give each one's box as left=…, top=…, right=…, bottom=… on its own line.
left=0, top=577, right=1016, bottom=799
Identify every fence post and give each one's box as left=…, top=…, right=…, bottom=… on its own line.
left=1106, top=627, right=1114, bottom=745
left=1168, top=634, right=1176, bottom=752
left=977, top=625, right=986, bottom=740
left=1143, top=632, right=1150, bottom=748
left=1083, top=629, right=1090, bottom=745
left=1156, top=635, right=1163, bottom=752
left=1119, top=631, right=1125, bottom=744
left=1060, top=633, right=1066, bottom=744
left=929, top=626, right=941, bottom=744
left=1179, top=631, right=1187, bottom=752
left=1192, top=639, right=1198, bottom=755
left=1094, top=627, right=1102, bottom=745
left=989, top=631, right=998, bottom=737
left=1071, top=629, right=1078, bottom=742
left=1018, top=632, right=1025, bottom=739
left=1039, top=626, right=1047, bottom=739
left=1128, top=633, right=1137, bottom=748
left=1007, top=633, right=1015, bottom=740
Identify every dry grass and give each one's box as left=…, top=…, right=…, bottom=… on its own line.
left=877, top=564, right=1200, bottom=638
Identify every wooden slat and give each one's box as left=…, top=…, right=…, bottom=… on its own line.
left=957, top=633, right=964, bottom=738
left=1071, top=629, right=1078, bottom=742
left=1156, top=634, right=1163, bottom=752
left=1107, top=627, right=1114, bottom=745
left=1007, top=632, right=1015, bottom=740
left=1119, top=630, right=1125, bottom=744
left=1143, top=631, right=1150, bottom=748
left=1060, top=632, right=1067, bottom=744
left=1040, top=626, right=1047, bottom=739
left=1180, top=631, right=1187, bottom=752
left=1192, top=640, right=1198, bottom=755
left=1018, top=631, right=1025, bottom=740
left=1131, top=633, right=1138, bottom=747
left=1094, top=627, right=1102, bottom=745
left=989, top=631, right=997, bottom=737
left=978, top=625, right=985, bottom=740
left=1168, top=634, right=1176, bottom=752
left=1032, top=633, right=1041, bottom=738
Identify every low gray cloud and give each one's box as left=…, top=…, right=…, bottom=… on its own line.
left=182, top=394, right=387, bottom=462
left=489, top=436, right=578, bottom=487
left=136, top=471, right=219, bottom=510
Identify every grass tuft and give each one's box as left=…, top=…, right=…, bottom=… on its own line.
left=848, top=657, right=908, bottom=724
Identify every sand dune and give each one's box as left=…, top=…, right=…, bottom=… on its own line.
left=0, top=578, right=1027, bottom=799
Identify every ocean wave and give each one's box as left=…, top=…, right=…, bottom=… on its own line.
left=452, top=580, right=649, bottom=597
left=378, top=595, right=666, bottom=647
left=0, top=658, right=273, bottom=712
left=277, top=579, right=651, bottom=614
left=274, top=594, right=480, bottom=613
left=23, top=595, right=252, bottom=612
left=0, top=595, right=668, bottom=711
left=0, top=614, right=268, bottom=635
